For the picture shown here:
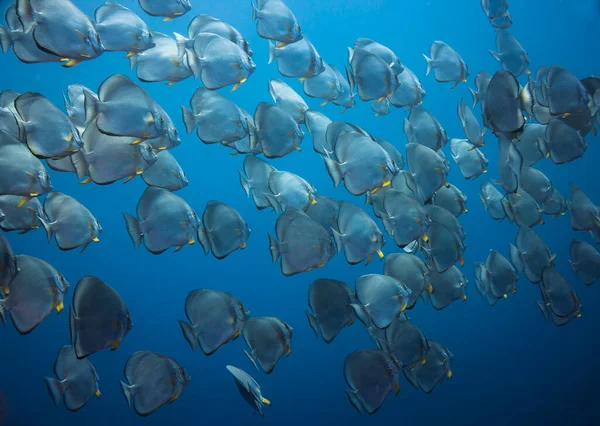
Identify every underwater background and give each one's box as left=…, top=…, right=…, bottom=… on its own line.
left=1, top=0, right=600, bottom=425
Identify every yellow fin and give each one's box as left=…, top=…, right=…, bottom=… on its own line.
left=319, top=100, right=329, bottom=107
left=65, top=131, right=73, bottom=142
left=275, top=42, right=287, bottom=48
left=61, top=59, right=80, bottom=67
left=55, top=301, right=64, bottom=314
left=123, top=175, right=136, bottom=184
left=462, top=294, right=467, bottom=302
left=79, top=177, right=92, bottom=184
left=188, top=237, right=195, bottom=245
left=447, top=370, right=453, bottom=379
left=169, top=392, right=180, bottom=403
left=95, top=389, right=101, bottom=398
left=111, top=340, right=121, bottom=351
left=92, top=237, right=100, bottom=243
left=377, top=249, right=384, bottom=259
left=426, top=283, right=433, bottom=294
left=231, top=83, right=241, bottom=92
left=166, top=81, right=177, bottom=86
left=174, top=245, right=183, bottom=253
left=233, top=329, right=242, bottom=339
left=382, top=179, right=391, bottom=188
left=2, top=285, right=9, bottom=296
left=16, top=196, right=30, bottom=208
left=394, top=382, right=400, bottom=395
left=131, top=138, right=144, bottom=145
left=261, top=397, right=271, bottom=406
left=285, top=347, right=291, bottom=356
left=299, top=77, right=308, bottom=81
left=503, top=294, right=508, bottom=299
left=240, top=243, right=247, bottom=249
left=124, top=52, right=136, bottom=58
left=163, top=16, right=173, bottom=22
left=310, top=198, right=317, bottom=205
left=421, top=233, right=429, bottom=243
left=421, top=358, right=426, bottom=365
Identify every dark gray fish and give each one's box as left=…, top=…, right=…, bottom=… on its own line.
left=541, top=188, right=566, bottom=219
left=469, top=71, right=492, bottom=108
left=71, top=120, right=158, bottom=185
left=268, top=38, right=324, bottom=79
left=570, top=239, right=600, bottom=286
left=187, top=14, right=252, bottom=56
left=333, top=201, right=384, bottom=265
left=489, top=10, right=513, bottom=28
left=268, top=207, right=334, bottom=276
left=406, top=142, right=449, bottom=202
left=84, top=74, right=164, bottom=140
left=179, top=289, right=249, bottom=355
left=252, top=0, right=302, bottom=45
left=519, top=166, right=553, bottom=205
left=138, top=0, right=191, bottom=21
left=64, top=84, right=96, bottom=134
left=537, top=267, right=582, bottom=327
left=404, top=106, right=448, bottom=151
left=306, top=278, right=355, bottom=344
left=192, top=33, right=256, bottom=90
left=381, top=189, right=430, bottom=248
left=94, top=2, right=154, bottom=55
left=182, top=87, right=248, bottom=144
left=0, top=195, right=44, bottom=233
left=514, top=124, right=547, bottom=167
left=243, top=316, right=293, bottom=374
left=142, top=150, right=188, bottom=191
left=450, top=138, right=488, bottom=180
left=15, top=92, right=82, bottom=158
left=122, top=187, right=202, bottom=255
left=352, top=38, right=403, bottom=74
left=266, top=171, right=317, bottom=213
left=404, top=341, right=453, bottom=394
left=504, top=189, right=543, bottom=228
left=390, top=66, right=426, bottom=108
left=479, top=180, right=507, bottom=221
left=432, top=184, right=468, bottom=217
left=384, top=253, right=431, bottom=309
left=326, top=131, right=397, bottom=196
left=0, top=233, right=17, bottom=296
left=567, top=183, right=600, bottom=232
left=457, top=99, right=485, bottom=147
left=254, top=103, right=304, bottom=158
left=544, top=118, right=586, bottom=164
left=44, top=345, right=100, bottom=412
left=424, top=264, right=467, bottom=310
left=41, top=192, right=102, bottom=252
left=475, top=249, right=517, bottom=306
left=497, top=133, right=522, bottom=195
left=483, top=70, right=525, bottom=136
left=305, top=110, right=333, bottom=156
left=17, top=0, right=103, bottom=66
left=344, top=350, right=400, bottom=415
left=120, top=351, right=190, bottom=417
left=131, top=32, right=196, bottom=84
left=226, top=365, right=270, bottom=417
left=0, top=254, right=69, bottom=334
left=379, top=315, right=429, bottom=367
left=269, top=79, right=308, bottom=123
left=331, top=65, right=356, bottom=111
left=348, top=48, right=397, bottom=101
left=510, top=226, right=555, bottom=284
left=481, top=0, right=510, bottom=20
left=302, top=63, right=342, bottom=106
left=201, top=201, right=250, bottom=259
left=545, top=66, right=589, bottom=116
left=489, top=30, right=530, bottom=77
left=351, top=274, right=411, bottom=330
left=306, top=196, right=340, bottom=236
left=239, top=156, right=277, bottom=210
left=0, top=130, right=52, bottom=206
left=0, top=3, right=62, bottom=64
left=70, top=276, right=132, bottom=358
left=423, top=205, right=466, bottom=273
left=423, top=41, right=469, bottom=88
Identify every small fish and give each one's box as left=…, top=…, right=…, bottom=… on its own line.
left=226, top=365, right=270, bottom=417
left=302, top=63, right=342, bottom=106
left=404, top=106, right=448, bottom=151
left=423, top=41, right=469, bottom=88
left=94, top=2, right=155, bottom=54
left=406, top=142, right=449, bottom=202
left=306, top=278, right=355, bottom=344
left=254, top=103, right=304, bottom=158
left=141, top=150, right=188, bottom=191
left=239, top=156, right=278, bottom=210
left=569, top=239, right=600, bottom=286
left=243, top=316, right=293, bottom=374
left=269, top=38, right=324, bottom=80
left=384, top=253, right=431, bottom=309
left=404, top=341, right=453, bottom=393
left=200, top=201, right=250, bottom=259
left=138, top=0, right=191, bottom=21
left=536, top=267, right=582, bottom=326
left=186, top=14, right=252, bottom=56
left=510, top=226, right=555, bottom=284
left=265, top=171, right=317, bottom=213
left=489, top=30, right=530, bottom=77
left=269, top=79, right=309, bottom=124
left=252, top=0, right=302, bottom=45
left=348, top=48, right=397, bottom=101
left=390, top=66, right=426, bottom=108
left=450, top=138, right=488, bottom=180
left=432, top=184, right=468, bottom=217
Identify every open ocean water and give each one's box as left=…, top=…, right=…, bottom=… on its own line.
left=1, top=0, right=600, bottom=425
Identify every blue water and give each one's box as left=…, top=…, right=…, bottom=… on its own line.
left=1, top=0, right=600, bottom=425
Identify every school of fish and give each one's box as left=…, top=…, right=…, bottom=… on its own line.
left=0, top=0, right=599, bottom=417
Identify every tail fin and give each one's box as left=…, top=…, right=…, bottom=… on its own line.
left=365, top=192, right=372, bottom=206
left=83, top=89, right=99, bottom=122
left=44, top=377, right=67, bottom=406
left=501, top=199, right=514, bottom=223
left=197, top=225, right=211, bottom=256
left=128, top=53, right=139, bottom=70
left=69, top=305, right=77, bottom=346
left=345, top=390, right=363, bottom=415
left=0, top=25, right=15, bottom=53
left=350, top=303, right=370, bottom=326
left=119, top=381, right=135, bottom=408
left=305, top=310, right=319, bottom=338
left=509, top=243, right=524, bottom=275
left=0, top=298, right=7, bottom=324
left=422, top=54, right=433, bottom=76
left=345, top=65, right=355, bottom=92
left=172, top=32, right=189, bottom=58
left=122, top=213, right=142, bottom=248
left=536, top=300, right=549, bottom=321
left=70, top=150, right=90, bottom=182
left=324, top=157, right=343, bottom=188
left=268, top=233, right=280, bottom=263
left=178, top=320, right=198, bottom=352
left=239, top=171, right=250, bottom=197
left=251, top=2, right=259, bottom=21
left=185, top=48, right=201, bottom=79
left=16, top=0, right=35, bottom=32
left=331, top=229, right=345, bottom=254
left=488, top=50, right=502, bottom=62
left=568, top=259, right=578, bottom=276
left=263, top=193, right=282, bottom=214
left=181, top=106, right=198, bottom=135
left=268, top=41, right=276, bottom=65
left=38, top=216, right=55, bottom=242
left=469, top=87, right=479, bottom=108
